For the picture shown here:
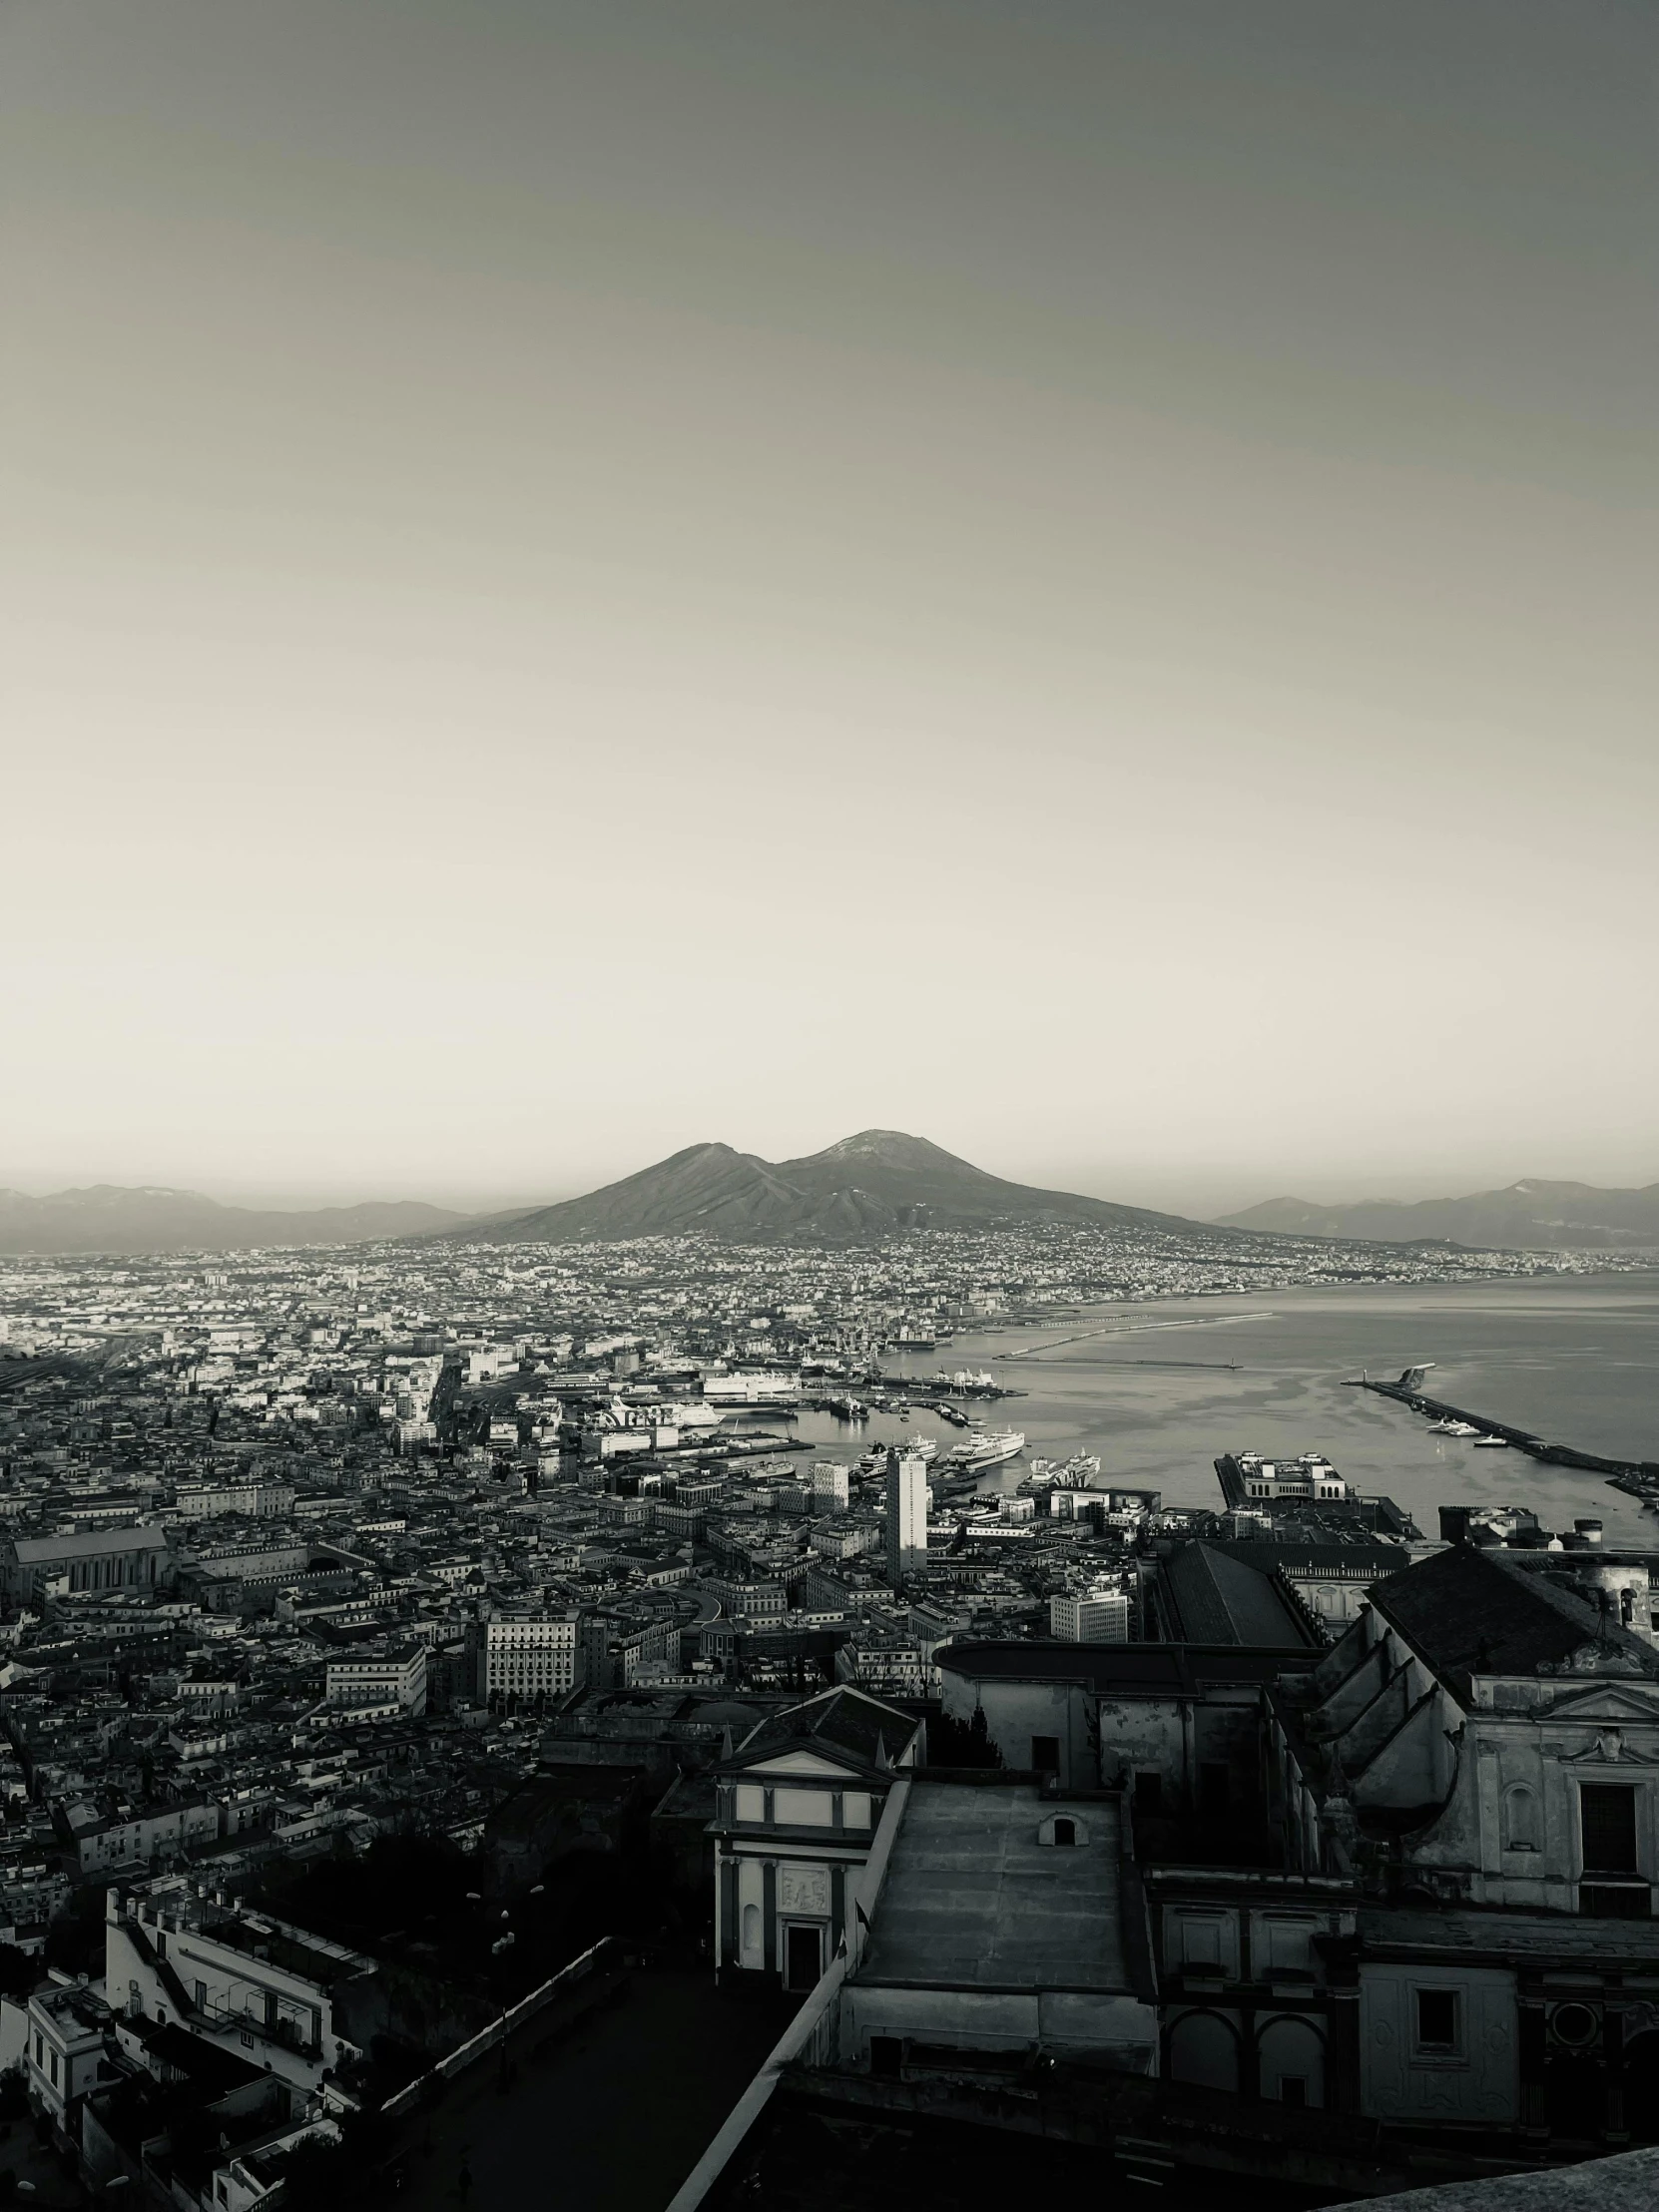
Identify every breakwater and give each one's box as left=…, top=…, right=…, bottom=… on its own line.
left=1348, top=1372, right=1659, bottom=1501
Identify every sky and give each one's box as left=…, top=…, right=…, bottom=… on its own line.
left=4, top=0, right=1656, bottom=1219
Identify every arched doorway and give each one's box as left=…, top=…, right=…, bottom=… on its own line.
left=1169, top=2011, right=1239, bottom=2093
left=1258, top=2014, right=1326, bottom=2108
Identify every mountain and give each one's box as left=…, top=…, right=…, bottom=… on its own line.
left=0, top=1186, right=466, bottom=1258
left=1217, top=1180, right=1659, bottom=1253
left=445, top=1130, right=1211, bottom=1246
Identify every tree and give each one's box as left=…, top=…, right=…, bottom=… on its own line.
left=0, top=1943, right=40, bottom=1999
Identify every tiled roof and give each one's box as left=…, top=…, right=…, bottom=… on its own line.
left=1371, top=1543, right=1659, bottom=1686
left=734, top=1684, right=918, bottom=1769
left=1163, top=1544, right=1318, bottom=1649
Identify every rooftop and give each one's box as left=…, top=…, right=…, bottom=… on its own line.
left=853, top=1780, right=1134, bottom=1993
left=1160, top=1544, right=1320, bottom=1648
left=734, top=1684, right=920, bottom=1771
left=1371, top=1544, right=1659, bottom=1689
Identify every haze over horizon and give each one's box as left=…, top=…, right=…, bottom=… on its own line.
left=6, top=1, right=1655, bottom=1211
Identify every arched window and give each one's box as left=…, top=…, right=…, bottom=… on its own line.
left=1503, top=1784, right=1538, bottom=1852
left=1037, top=1812, right=1089, bottom=1847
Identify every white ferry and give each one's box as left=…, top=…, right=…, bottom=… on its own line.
left=944, top=1426, right=1026, bottom=1472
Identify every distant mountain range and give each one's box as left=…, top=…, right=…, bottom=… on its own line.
left=7, top=1154, right=1650, bottom=1260
left=1217, top=1180, right=1659, bottom=1253
left=443, top=1130, right=1209, bottom=1246
left=0, top=1186, right=464, bottom=1257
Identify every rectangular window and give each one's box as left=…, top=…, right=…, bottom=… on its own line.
left=1199, top=1764, right=1231, bottom=1820
left=1581, top=1785, right=1638, bottom=1874
left=1414, top=1988, right=1459, bottom=2054
left=1030, top=1736, right=1060, bottom=1776
left=1134, top=1771, right=1163, bottom=1814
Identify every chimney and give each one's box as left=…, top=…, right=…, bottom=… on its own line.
left=1575, top=1519, right=1604, bottom=1545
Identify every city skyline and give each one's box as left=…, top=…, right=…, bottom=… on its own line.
left=6, top=0, right=1656, bottom=1211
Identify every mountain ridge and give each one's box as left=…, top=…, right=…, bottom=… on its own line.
left=0, top=1185, right=466, bottom=1258
left=443, top=1129, right=1217, bottom=1246
left=1217, top=1179, right=1659, bottom=1253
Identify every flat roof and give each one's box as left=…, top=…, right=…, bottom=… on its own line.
left=12, top=1525, right=169, bottom=1561
left=854, top=1780, right=1131, bottom=1993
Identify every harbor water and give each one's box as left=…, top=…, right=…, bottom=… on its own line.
left=782, top=1270, right=1659, bottom=1542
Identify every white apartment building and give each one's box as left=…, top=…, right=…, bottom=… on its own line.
left=813, top=1464, right=851, bottom=1513
left=322, top=1644, right=427, bottom=1716
left=104, top=1879, right=374, bottom=2095
left=484, top=1614, right=579, bottom=1700
left=173, top=1480, right=296, bottom=1519
left=1050, top=1590, right=1132, bottom=1644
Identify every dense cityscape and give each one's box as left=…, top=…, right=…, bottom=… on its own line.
left=0, top=1215, right=1653, bottom=2206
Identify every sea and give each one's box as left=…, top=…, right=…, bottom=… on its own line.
left=775, top=1269, right=1659, bottom=1543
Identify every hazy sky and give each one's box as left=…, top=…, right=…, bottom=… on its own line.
left=4, top=1, right=1656, bottom=1216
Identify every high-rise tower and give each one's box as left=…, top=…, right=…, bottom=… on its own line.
left=884, top=1447, right=929, bottom=1587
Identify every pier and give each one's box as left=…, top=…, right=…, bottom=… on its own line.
left=1349, top=1369, right=1659, bottom=1502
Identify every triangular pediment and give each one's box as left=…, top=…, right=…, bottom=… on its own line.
left=1546, top=1682, right=1659, bottom=1724
left=741, top=1751, right=859, bottom=1780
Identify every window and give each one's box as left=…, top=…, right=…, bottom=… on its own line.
left=869, top=2035, right=902, bottom=2078
left=1279, top=2076, right=1307, bottom=2107
left=1581, top=1785, right=1638, bottom=1874
left=1030, top=1736, right=1060, bottom=1776
left=1414, top=1989, right=1459, bottom=2054
left=1135, top=1771, right=1163, bottom=1814
left=1052, top=1818, right=1077, bottom=1848
left=1199, top=1764, right=1230, bottom=1820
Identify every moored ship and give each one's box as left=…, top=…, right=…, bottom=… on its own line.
left=943, top=1425, right=1026, bottom=1472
